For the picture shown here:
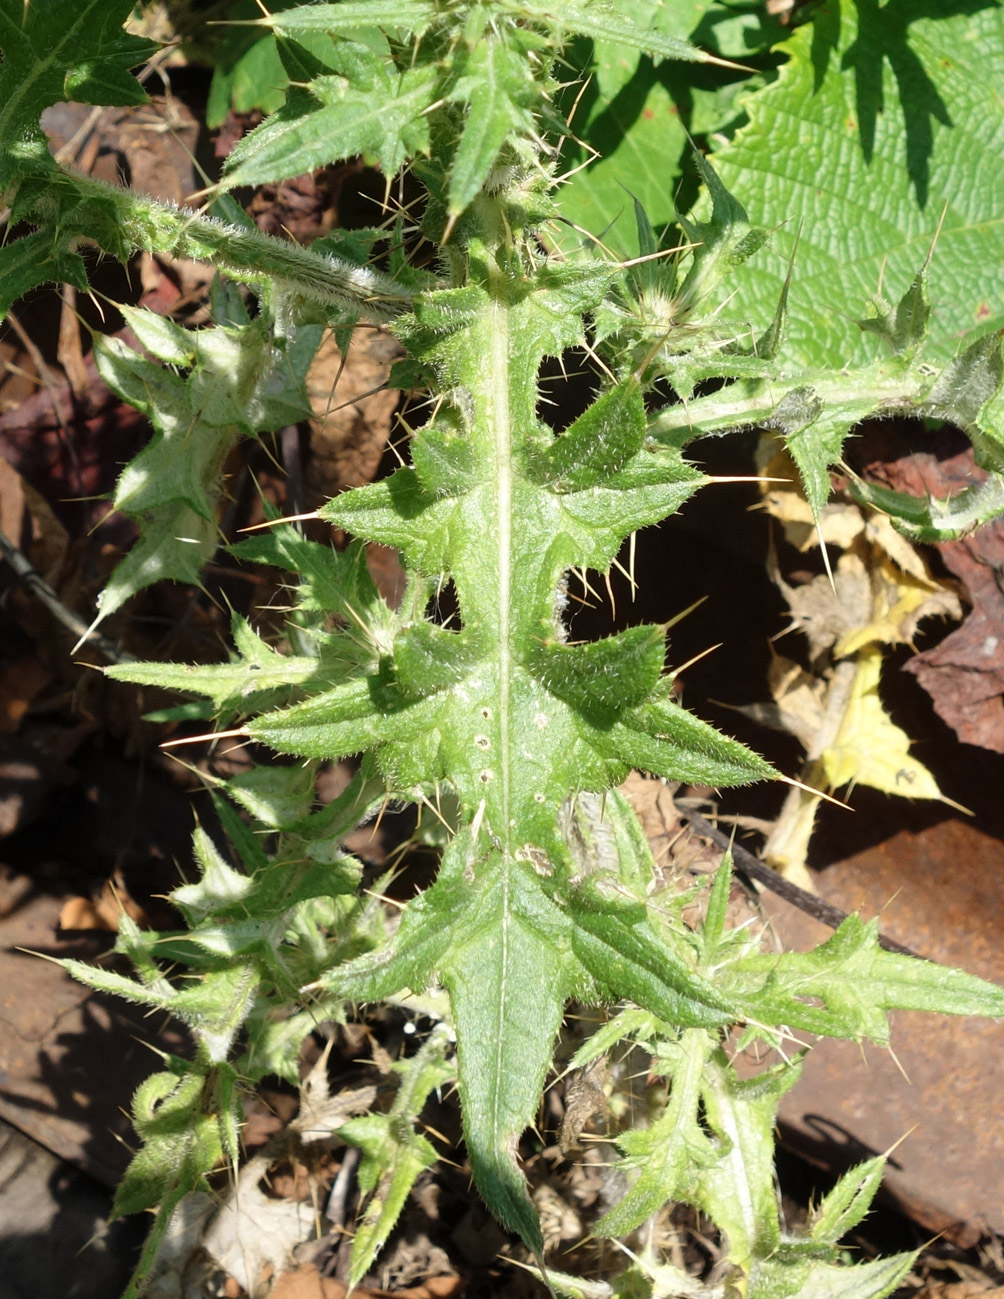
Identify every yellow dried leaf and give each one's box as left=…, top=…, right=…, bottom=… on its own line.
left=821, top=648, right=944, bottom=800
left=835, top=550, right=956, bottom=656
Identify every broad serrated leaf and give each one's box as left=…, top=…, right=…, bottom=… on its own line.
left=553, top=30, right=695, bottom=255
left=709, top=0, right=1004, bottom=365
left=0, top=0, right=154, bottom=145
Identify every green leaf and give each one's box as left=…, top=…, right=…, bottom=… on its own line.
left=709, top=0, right=1004, bottom=366
left=447, top=37, right=539, bottom=214
left=342, top=1026, right=453, bottom=1285
left=232, top=528, right=394, bottom=639
left=536, top=0, right=720, bottom=64
left=0, top=233, right=87, bottom=320
left=206, top=0, right=346, bottom=128
left=775, top=1253, right=917, bottom=1299
left=810, top=1158, right=887, bottom=1245
left=676, top=149, right=768, bottom=313
left=224, top=763, right=316, bottom=829
left=173, top=827, right=255, bottom=922
left=256, top=2, right=437, bottom=37
left=690, top=1053, right=802, bottom=1271
left=528, top=624, right=665, bottom=720
left=106, top=629, right=331, bottom=714
left=859, top=269, right=931, bottom=357
left=568, top=898, right=738, bottom=1029
left=0, top=0, right=154, bottom=324
left=90, top=308, right=321, bottom=623
left=113, top=1069, right=226, bottom=1216
left=552, top=0, right=789, bottom=256
left=247, top=243, right=782, bottom=1252
left=221, top=56, right=435, bottom=188
left=442, top=874, right=567, bottom=1255
left=737, top=914, right=1004, bottom=1043
left=536, top=380, right=646, bottom=491
left=0, top=0, right=154, bottom=146
left=553, top=34, right=694, bottom=254
left=594, top=1028, right=715, bottom=1237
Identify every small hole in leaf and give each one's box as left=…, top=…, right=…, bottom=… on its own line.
left=425, top=579, right=461, bottom=629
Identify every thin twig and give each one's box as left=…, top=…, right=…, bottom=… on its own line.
left=676, top=804, right=921, bottom=959
left=0, top=528, right=133, bottom=664
left=5, top=310, right=72, bottom=431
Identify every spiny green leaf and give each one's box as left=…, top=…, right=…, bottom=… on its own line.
left=767, top=1253, right=917, bottom=1299
left=255, top=2, right=437, bottom=37
left=594, top=1029, right=715, bottom=1237
left=221, top=60, right=436, bottom=188
left=924, top=328, right=1004, bottom=439
left=441, top=875, right=568, bottom=1254
left=677, top=149, right=769, bottom=312
left=529, top=0, right=719, bottom=65
left=223, top=763, right=316, bottom=829
left=568, top=899, right=738, bottom=1029
left=342, top=1026, right=453, bottom=1286
left=611, top=693, right=774, bottom=787
left=393, top=623, right=480, bottom=698
left=91, top=309, right=321, bottom=623
left=689, top=1052, right=802, bottom=1270
left=528, top=624, right=665, bottom=720
left=60, top=957, right=177, bottom=1012
left=848, top=473, right=1004, bottom=544
left=447, top=36, right=539, bottom=214
left=113, top=1070, right=225, bottom=1217
left=860, top=269, right=931, bottom=357
left=106, top=635, right=333, bottom=714
left=93, top=504, right=219, bottom=626
left=536, top=380, right=646, bottom=491
left=810, top=1157, right=887, bottom=1245
left=738, top=914, right=1004, bottom=1043
left=249, top=239, right=778, bottom=1251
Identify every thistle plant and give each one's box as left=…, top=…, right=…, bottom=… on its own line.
left=4, top=1, right=1004, bottom=1296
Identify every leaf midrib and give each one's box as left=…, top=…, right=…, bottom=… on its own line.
left=487, top=261, right=514, bottom=1151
